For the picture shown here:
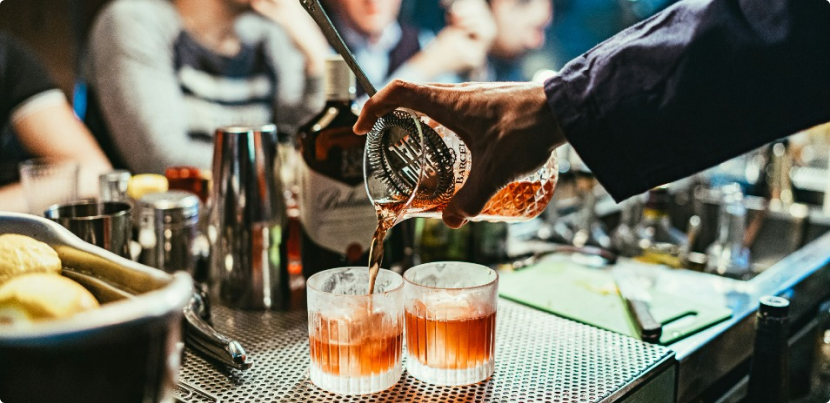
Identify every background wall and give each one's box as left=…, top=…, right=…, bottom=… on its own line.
left=0, top=0, right=109, bottom=96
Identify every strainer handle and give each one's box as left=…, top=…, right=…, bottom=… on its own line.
left=300, top=0, right=377, bottom=96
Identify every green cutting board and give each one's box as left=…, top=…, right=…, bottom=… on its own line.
left=498, top=259, right=732, bottom=345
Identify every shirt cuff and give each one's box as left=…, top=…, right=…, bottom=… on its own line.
left=544, top=71, right=650, bottom=202
left=11, top=89, right=67, bottom=125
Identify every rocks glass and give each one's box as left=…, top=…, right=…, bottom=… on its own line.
left=404, top=261, right=498, bottom=386
left=307, top=267, right=404, bottom=394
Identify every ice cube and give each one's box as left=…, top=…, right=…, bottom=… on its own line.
left=426, top=292, right=477, bottom=321
left=320, top=270, right=364, bottom=295
left=316, top=304, right=399, bottom=344
left=314, top=306, right=401, bottom=376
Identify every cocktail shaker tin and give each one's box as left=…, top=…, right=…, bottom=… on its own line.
left=208, top=125, right=289, bottom=310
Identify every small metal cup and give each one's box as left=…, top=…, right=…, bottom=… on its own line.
left=137, top=191, right=201, bottom=274
left=44, top=201, right=132, bottom=258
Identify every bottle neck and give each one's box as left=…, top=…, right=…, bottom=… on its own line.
left=643, top=189, right=670, bottom=220
left=747, top=310, right=790, bottom=402
left=324, top=60, right=356, bottom=102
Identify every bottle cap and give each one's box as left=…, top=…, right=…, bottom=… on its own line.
left=758, top=295, right=790, bottom=318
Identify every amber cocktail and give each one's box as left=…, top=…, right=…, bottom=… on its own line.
left=307, top=267, right=404, bottom=394
left=404, top=262, right=498, bottom=386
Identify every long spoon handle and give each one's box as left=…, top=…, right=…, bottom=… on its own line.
left=300, top=0, right=377, bottom=96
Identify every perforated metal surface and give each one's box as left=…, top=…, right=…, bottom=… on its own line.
left=179, top=299, right=673, bottom=402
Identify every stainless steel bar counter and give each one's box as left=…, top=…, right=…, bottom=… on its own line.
left=177, top=299, right=675, bottom=402
left=668, top=212, right=830, bottom=402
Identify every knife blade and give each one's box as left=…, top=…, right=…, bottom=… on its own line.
left=611, top=267, right=662, bottom=343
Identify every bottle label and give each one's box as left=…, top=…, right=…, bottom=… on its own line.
left=297, top=159, right=377, bottom=255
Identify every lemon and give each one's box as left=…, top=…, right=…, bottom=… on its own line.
left=0, top=273, right=99, bottom=324
left=0, top=234, right=62, bottom=286
left=127, top=173, right=168, bottom=200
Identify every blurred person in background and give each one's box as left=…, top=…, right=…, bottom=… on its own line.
left=324, top=0, right=496, bottom=100
left=84, top=0, right=328, bottom=174
left=0, top=32, right=112, bottom=213
left=486, top=0, right=553, bottom=81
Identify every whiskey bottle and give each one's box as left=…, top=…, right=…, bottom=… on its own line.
left=296, top=56, right=378, bottom=278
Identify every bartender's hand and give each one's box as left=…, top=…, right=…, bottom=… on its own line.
left=354, top=80, right=566, bottom=228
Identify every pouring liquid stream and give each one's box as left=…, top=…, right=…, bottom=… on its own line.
left=367, top=199, right=406, bottom=295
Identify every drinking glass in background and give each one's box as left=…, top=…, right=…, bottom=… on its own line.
left=44, top=201, right=133, bottom=258
left=99, top=170, right=132, bottom=203
left=18, top=157, right=79, bottom=215
left=307, top=267, right=404, bottom=395
left=404, top=261, right=498, bottom=386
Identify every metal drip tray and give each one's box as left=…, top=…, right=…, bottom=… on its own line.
left=179, top=299, right=674, bottom=402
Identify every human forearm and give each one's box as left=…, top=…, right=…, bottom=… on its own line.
left=547, top=0, right=830, bottom=200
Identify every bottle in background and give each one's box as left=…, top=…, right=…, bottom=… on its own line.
left=611, top=196, right=642, bottom=257
left=165, top=166, right=211, bottom=204
left=416, top=218, right=470, bottom=263
left=469, top=221, right=509, bottom=265
left=630, top=185, right=688, bottom=267
left=296, top=56, right=378, bottom=278
left=704, top=183, right=751, bottom=279
left=275, top=131, right=304, bottom=276
left=810, top=301, right=830, bottom=400
left=746, top=295, right=790, bottom=403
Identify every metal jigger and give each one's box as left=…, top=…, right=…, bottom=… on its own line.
left=208, top=125, right=289, bottom=310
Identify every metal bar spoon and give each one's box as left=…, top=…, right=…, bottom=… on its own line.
left=299, top=0, right=378, bottom=96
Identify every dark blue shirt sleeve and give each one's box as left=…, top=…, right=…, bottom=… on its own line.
left=545, top=0, right=830, bottom=201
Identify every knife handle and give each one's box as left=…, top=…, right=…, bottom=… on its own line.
left=626, top=298, right=663, bottom=343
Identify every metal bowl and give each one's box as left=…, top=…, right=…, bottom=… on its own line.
left=0, top=212, right=193, bottom=403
